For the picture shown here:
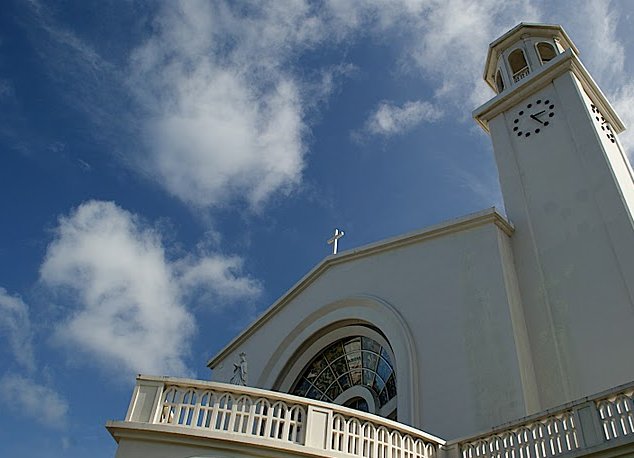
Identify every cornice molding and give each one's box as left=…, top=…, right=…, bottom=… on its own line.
left=474, top=49, right=625, bottom=133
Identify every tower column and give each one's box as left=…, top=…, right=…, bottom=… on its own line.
left=475, top=23, right=634, bottom=411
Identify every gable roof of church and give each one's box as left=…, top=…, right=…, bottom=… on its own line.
left=207, top=207, right=513, bottom=368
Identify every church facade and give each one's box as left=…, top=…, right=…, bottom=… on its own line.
left=107, top=23, right=634, bottom=458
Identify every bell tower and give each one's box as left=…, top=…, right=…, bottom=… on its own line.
left=474, top=23, right=634, bottom=412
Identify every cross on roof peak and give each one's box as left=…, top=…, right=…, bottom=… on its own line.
left=327, top=228, right=345, bottom=255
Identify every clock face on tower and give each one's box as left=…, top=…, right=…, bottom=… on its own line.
left=511, top=98, right=556, bottom=139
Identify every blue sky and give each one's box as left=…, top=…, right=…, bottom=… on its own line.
left=1, top=1, right=634, bottom=456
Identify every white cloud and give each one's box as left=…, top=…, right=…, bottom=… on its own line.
left=24, top=0, right=634, bottom=186
left=565, top=0, right=624, bottom=87
left=329, top=0, right=539, bottom=134
left=0, top=288, right=69, bottom=428
left=362, top=100, right=442, bottom=137
left=612, top=82, right=634, bottom=154
left=404, top=0, right=540, bottom=108
left=178, top=256, right=262, bottom=305
left=23, top=0, right=542, bottom=201
left=127, top=1, right=325, bottom=210
left=130, top=0, right=520, bottom=207
left=0, top=373, right=69, bottom=427
left=40, top=200, right=261, bottom=377
left=562, top=0, right=634, bottom=154
left=0, top=287, right=36, bottom=372
left=328, top=0, right=540, bottom=108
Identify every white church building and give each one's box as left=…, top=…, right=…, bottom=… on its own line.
left=107, top=23, right=634, bottom=458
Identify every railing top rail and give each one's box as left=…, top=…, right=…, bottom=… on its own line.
left=450, top=380, right=634, bottom=446
left=136, top=374, right=446, bottom=445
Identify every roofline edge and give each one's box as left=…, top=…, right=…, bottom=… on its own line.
left=207, top=207, right=514, bottom=369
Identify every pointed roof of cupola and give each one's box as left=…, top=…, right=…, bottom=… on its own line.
left=483, top=23, right=579, bottom=91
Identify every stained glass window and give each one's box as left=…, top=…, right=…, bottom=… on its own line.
left=344, top=397, right=369, bottom=413
left=291, top=336, right=396, bottom=408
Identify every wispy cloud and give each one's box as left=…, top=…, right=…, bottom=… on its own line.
left=565, top=0, right=624, bottom=88
left=40, top=200, right=262, bottom=377
left=0, top=287, right=69, bottom=428
left=359, top=100, right=442, bottom=138
left=404, top=0, right=540, bottom=108
left=612, top=83, right=634, bottom=151
left=0, top=79, right=13, bottom=99
left=25, top=0, right=535, bottom=208
left=563, top=0, right=634, bottom=153
left=177, top=256, right=263, bottom=306
left=0, top=373, right=68, bottom=428
left=19, top=0, right=634, bottom=190
left=336, top=0, right=539, bottom=135
left=0, top=287, right=36, bottom=372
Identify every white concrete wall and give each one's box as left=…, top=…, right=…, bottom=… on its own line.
left=488, top=71, right=634, bottom=410
left=211, top=221, right=530, bottom=439
left=114, top=437, right=304, bottom=458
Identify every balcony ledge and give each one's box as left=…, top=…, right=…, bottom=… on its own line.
left=108, top=376, right=634, bottom=458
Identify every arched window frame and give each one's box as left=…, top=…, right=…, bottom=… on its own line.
left=507, top=47, right=530, bottom=83
left=335, top=385, right=377, bottom=413
left=281, top=324, right=398, bottom=419
left=265, top=296, right=420, bottom=425
left=495, top=68, right=505, bottom=93
left=290, top=333, right=397, bottom=416
left=535, top=41, right=558, bottom=65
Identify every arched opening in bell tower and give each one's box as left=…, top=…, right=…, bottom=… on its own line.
left=508, top=48, right=530, bottom=82
left=495, top=69, right=505, bottom=93
left=536, top=41, right=557, bottom=63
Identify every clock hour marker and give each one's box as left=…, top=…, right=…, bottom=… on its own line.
left=514, top=99, right=555, bottom=139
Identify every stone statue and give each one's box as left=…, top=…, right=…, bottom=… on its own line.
left=230, top=352, right=248, bottom=386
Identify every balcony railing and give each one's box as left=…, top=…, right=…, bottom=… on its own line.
left=453, top=382, right=634, bottom=458
left=108, top=375, right=444, bottom=458
left=512, top=66, right=530, bottom=83
left=107, top=376, right=634, bottom=458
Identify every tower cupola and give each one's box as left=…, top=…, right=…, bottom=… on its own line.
left=484, top=23, right=578, bottom=94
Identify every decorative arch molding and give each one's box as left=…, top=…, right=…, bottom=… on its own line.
left=257, top=295, right=421, bottom=426
left=334, top=384, right=377, bottom=414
